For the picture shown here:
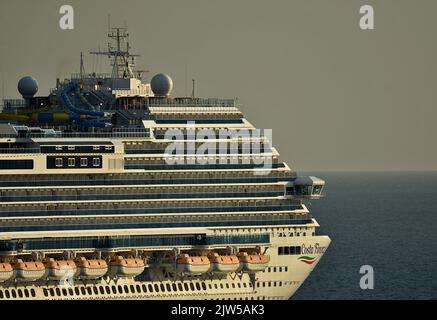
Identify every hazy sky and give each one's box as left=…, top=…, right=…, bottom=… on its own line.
left=0, top=0, right=436, bottom=171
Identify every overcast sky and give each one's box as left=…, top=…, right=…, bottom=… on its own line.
left=0, top=0, right=436, bottom=171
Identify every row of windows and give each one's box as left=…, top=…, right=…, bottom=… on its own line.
left=0, top=192, right=284, bottom=203
left=0, top=177, right=290, bottom=188
left=256, top=281, right=285, bottom=288
left=264, top=266, right=289, bottom=273
left=0, top=218, right=309, bottom=233
left=0, top=288, right=36, bottom=299
left=47, top=156, right=102, bottom=169
left=124, top=163, right=284, bottom=170
left=40, top=280, right=254, bottom=298
left=0, top=234, right=270, bottom=251
left=40, top=145, right=114, bottom=154
left=1, top=281, right=286, bottom=299
left=55, top=157, right=100, bottom=168
left=278, top=246, right=303, bottom=255
left=0, top=205, right=305, bottom=218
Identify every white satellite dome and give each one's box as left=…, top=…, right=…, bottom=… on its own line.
left=151, top=73, right=173, bottom=97
left=18, top=76, right=38, bottom=98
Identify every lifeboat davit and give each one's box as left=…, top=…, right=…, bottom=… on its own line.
left=11, top=259, right=45, bottom=281
left=237, top=252, right=269, bottom=272
left=109, top=256, right=145, bottom=277
left=43, top=258, right=77, bottom=280
left=208, top=253, right=240, bottom=274
left=174, top=254, right=210, bottom=275
left=74, top=257, right=108, bottom=279
left=0, top=263, right=13, bottom=282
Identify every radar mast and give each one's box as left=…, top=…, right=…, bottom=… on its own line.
left=90, top=25, right=140, bottom=79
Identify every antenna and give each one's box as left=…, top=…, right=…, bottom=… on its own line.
left=191, top=79, right=195, bottom=99
left=1, top=72, right=4, bottom=107
left=79, top=52, right=86, bottom=79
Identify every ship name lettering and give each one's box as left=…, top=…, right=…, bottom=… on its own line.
left=301, top=243, right=327, bottom=255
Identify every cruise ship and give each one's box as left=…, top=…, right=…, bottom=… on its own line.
left=0, top=26, right=330, bottom=300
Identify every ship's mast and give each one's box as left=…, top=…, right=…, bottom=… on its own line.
left=79, top=52, right=85, bottom=79
left=90, top=26, right=140, bottom=79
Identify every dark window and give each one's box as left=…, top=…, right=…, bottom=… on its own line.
left=55, top=158, right=63, bottom=167
left=68, top=158, right=75, bottom=167
left=296, top=246, right=302, bottom=255
left=289, top=246, right=295, bottom=255
left=93, top=157, right=100, bottom=167
left=278, top=247, right=284, bottom=255
left=0, top=160, right=33, bottom=170
left=80, top=158, right=88, bottom=167
left=284, top=246, right=290, bottom=255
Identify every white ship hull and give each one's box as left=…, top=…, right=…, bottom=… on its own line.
left=0, top=235, right=330, bottom=300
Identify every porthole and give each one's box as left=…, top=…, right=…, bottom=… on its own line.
left=62, top=288, right=68, bottom=296
left=99, top=287, right=105, bottom=295
left=190, top=283, right=195, bottom=291
left=195, top=283, right=201, bottom=290
left=49, top=288, right=55, bottom=296
left=172, top=283, right=177, bottom=291
left=184, top=283, right=189, bottom=291
left=166, top=283, right=171, bottom=291
left=86, top=287, right=93, bottom=295
left=18, top=289, right=23, bottom=298
left=148, top=284, right=154, bottom=292
left=5, top=290, right=10, bottom=298
left=56, top=288, right=61, bottom=296
left=43, top=288, right=48, bottom=297
left=75, top=287, right=80, bottom=295
left=142, top=284, right=147, bottom=293
left=93, top=287, right=99, bottom=295
left=178, top=283, right=183, bottom=291
left=24, top=289, right=30, bottom=298
left=124, top=285, right=129, bottom=293
left=11, top=289, right=16, bottom=298
left=117, top=285, right=123, bottom=294
left=201, top=283, right=207, bottom=290
left=154, top=284, right=159, bottom=292
left=111, top=286, right=117, bottom=294
left=131, top=285, right=136, bottom=293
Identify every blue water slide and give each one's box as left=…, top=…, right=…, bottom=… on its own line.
left=61, top=86, right=105, bottom=118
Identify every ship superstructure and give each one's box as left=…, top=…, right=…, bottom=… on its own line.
left=0, top=27, right=330, bottom=300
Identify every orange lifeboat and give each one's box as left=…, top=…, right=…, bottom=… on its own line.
left=237, top=252, right=269, bottom=272
left=0, top=262, right=13, bottom=282
left=208, top=253, right=240, bottom=274
left=11, top=259, right=45, bottom=281
left=74, top=257, right=108, bottom=279
left=43, top=258, right=77, bottom=280
left=109, top=256, right=145, bottom=277
left=174, top=254, right=210, bottom=275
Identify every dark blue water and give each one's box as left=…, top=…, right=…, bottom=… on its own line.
left=293, top=172, right=437, bottom=300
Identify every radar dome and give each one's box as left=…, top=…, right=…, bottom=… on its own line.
left=18, top=76, right=38, bottom=98
left=151, top=73, right=173, bottom=97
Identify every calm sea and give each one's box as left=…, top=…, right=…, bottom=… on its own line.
left=293, top=171, right=437, bottom=300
